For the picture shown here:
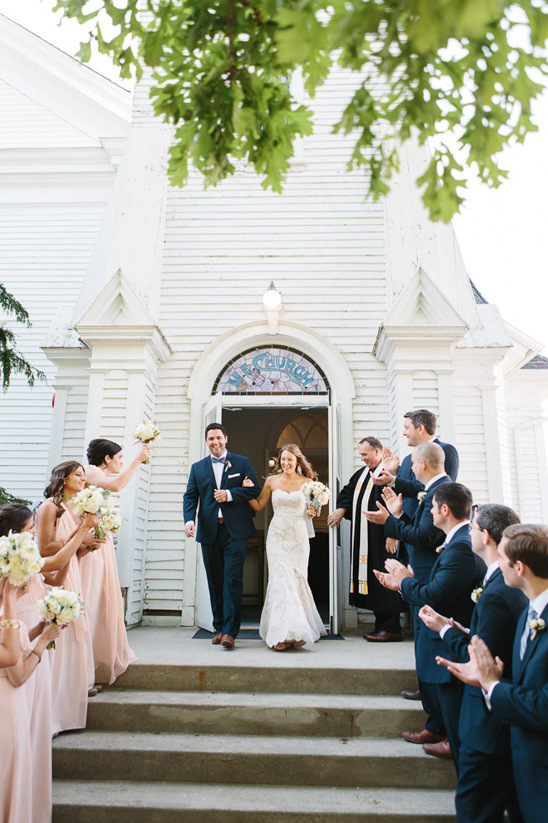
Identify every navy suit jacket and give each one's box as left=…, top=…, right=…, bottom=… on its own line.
left=183, top=451, right=260, bottom=544
left=400, top=525, right=486, bottom=683
left=490, top=600, right=548, bottom=822
left=394, top=437, right=459, bottom=501
left=442, top=568, right=527, bottom=754
left=383, top=475, right=450, bottom=582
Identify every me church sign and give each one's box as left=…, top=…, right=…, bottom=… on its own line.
left=215, top=347, right=329, bottom=395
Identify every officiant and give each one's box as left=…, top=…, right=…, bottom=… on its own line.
left=328, top=437, right=402, bottom=641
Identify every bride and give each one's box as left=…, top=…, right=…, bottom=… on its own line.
left=244, top=444, right=327, bottom=651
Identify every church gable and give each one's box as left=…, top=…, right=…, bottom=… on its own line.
left=384, top=267, right=468, bottom=335
left=76, top=268, right=156, bottom=333
left=0, top=78, right=99, bottom=149
left=0, top=14, right=130, bottom=146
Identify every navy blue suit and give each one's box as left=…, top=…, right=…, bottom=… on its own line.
left=183, top=451, right=260, bottom=637
left=384, top=475, right=450, bottom=583
left=400, top=524, right=486, bottom=767
left=384, top=475, right=450, bottom=733
left=489, top=600, right=548, bottom=823
left=442, top=569, right=526, bottom=823
left=394, top=438, right=460, bottom=502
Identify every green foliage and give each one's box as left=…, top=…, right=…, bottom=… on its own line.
left=0, top=285, right=46, bottom=391
left=52, top=0, right=548, bottom=221
left=0, top=486, right=31, bottom=507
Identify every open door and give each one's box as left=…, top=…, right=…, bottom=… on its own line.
left=328, top=400, right=344, bottom=634
left=194, top=394, right=223, bottom=630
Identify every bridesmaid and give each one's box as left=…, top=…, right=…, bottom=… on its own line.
left=82, top=439, right=149, bottom=684
left=0, top=503, right=93, bottom=823
left=0, top=577, right=59, bottom=823
left=35, top=462, right=98, bottom=734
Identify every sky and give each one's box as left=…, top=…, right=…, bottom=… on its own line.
left=2, top=0, right=548, bottom=353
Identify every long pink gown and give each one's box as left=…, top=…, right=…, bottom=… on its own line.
left=0, top=621, right=33, bottom=823
left=79, top=519, right=136, bottom=685
left=49, top=508, right=94, bottom=734
left=17, top=574, right=53, bottom=823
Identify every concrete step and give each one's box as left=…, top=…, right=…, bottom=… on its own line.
left=113, top=663, right=418, bottom=696
left=53, top=781, right=457, bottom=822
left=86, top=690, right=425, bottom=738
left=53, top=732, right=456, bottom=790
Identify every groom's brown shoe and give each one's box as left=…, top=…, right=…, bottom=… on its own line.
left=221, top=634, right=235, bottom=649
left=212, top=632, right=223, bottom=645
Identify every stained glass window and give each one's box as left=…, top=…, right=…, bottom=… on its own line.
left=214, top=346, right=329, bottom=394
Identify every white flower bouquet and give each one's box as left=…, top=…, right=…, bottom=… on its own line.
left=67, top=485, right=111, bottom=540
left=133, top=420, right=160, bottom=465
left=37, top=586, right=85, bottom=648
left=301, top=480, right=331, bottom=518
left=97, top=506, right=122, bottom=540
left=0, top=531, right=45, bottom=586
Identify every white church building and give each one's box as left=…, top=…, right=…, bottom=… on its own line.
left=2, top=15, right=547, bottom=633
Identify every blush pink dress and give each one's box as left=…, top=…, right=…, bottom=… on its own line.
left=0, top=621, right=33, bottom=823
left=79, top=507, right=136, bottom=685
left=17, top=574, right=53, bottom=823
left=49, top=507, right=94, bottom=734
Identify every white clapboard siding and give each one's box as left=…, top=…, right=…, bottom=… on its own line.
left=0, top=202, right=110, bottom=499
left=452, top=375, right=489, bottom=504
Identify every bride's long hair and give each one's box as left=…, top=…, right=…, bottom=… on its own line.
left=270, top=444, right=316, bottom=479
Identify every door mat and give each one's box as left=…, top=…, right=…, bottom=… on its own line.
left=192, top=628, right=344, bottom=640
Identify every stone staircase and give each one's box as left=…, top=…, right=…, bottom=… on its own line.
left=52, top=657, right=457, bottom=822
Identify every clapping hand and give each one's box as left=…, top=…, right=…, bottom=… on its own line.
left=384, top=557, right=414, bottom=584
left=381, top=487, right=403, bottom=517
left=382, top=447, right=400, bottom=474
left=448, top=617, right=470, bottom=636
left=374, top=569, right=400, bottom=591
left=419, top=605, right=449, bottom=633
left=372, top=469, right=396, bottom=487
left=437, top=635, right=504, bottom=689
left=363, top=501, right=390, bottom=525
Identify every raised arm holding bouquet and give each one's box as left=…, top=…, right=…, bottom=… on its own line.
left=81, top=438, right=138, bottom=686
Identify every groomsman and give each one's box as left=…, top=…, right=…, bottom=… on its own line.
left=366, top=441, right=451, bottom=739
left=183, top=423, right=260, bottom=649
left=375, top=408, right=459, bottom=560
left=374, top=482, right=485, bottom=770
left=422, top=504, right=525, bottom=822
left=440, top=524, right=548, bottom=823
left=327, top=437, right=402, bottom=641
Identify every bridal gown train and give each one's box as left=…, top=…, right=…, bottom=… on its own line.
left=259, top=488, right=327, bottom=648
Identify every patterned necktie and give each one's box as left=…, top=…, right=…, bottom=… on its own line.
left=520, top=603, right=537, bottom=659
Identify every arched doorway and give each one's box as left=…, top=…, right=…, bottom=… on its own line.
left=187, top=325, right=356, bottom=634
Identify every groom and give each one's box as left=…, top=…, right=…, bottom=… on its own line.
left=183, top=423, right=260, bottom=649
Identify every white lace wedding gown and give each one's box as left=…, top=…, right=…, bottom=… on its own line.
left=259, top=488, right=327, bottom=648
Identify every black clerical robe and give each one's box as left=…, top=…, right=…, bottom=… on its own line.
left=337, top=466, right=401, bottom=614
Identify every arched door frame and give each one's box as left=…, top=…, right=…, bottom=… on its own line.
left=184, top=320, right=356, bottom=632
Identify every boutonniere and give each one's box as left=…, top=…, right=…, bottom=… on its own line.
left=435, top=544, right=445, bottom=554
left=471, top=587, right=483, bottom=603
left=417, top=491, right=427, bottom=503
left=224, top=460, right=232, bottom=473
left=529, top=617, right=546, bottom=640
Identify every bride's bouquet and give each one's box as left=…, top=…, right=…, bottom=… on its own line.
left=67, top=485, right=111, bottom=540
left=301, top=480, right=331, bottom=518
left=0, top=531, right=44, bottom=586
left=37, top=586, right=85, bottom=648
left=132, top=420, right=160, bottom=463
